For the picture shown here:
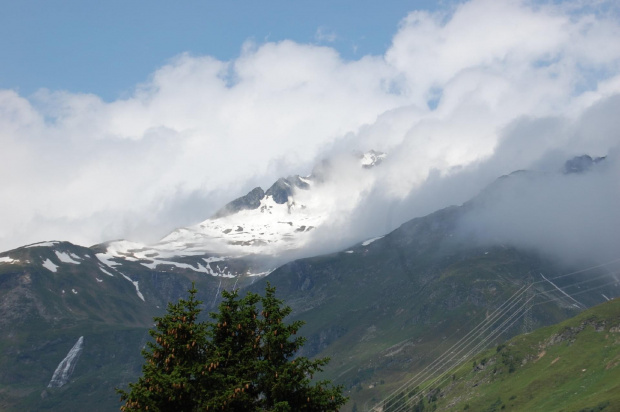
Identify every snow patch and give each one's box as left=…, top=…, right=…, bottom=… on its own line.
left=96, top=240, right=148, bottom=267
left=121, top=273, right=145, bottom=301
left=203, top=262, right=236, bottom=278
left=48, top=336, right=84, bottom=388
left=96, top=277, right=103, bottom=283
left=42, top=259, right=58, bottom=272
left=362, top=236, right=384, bottom=246
left=139, top=259, right=235, bottom=277
left=344, top=250, right=354, bottom=254
left=299, top=176, right=313, bottom=185
left=247, top=269, right=274, bottom=277
left=55, top=251, right=81, bottom=264
left=0, top=256, right=19, bottom=264
left=98, top=265, right=115, bottom=277
left=203, top=256, right=232, bottom=263
left=26, top=241, right=60, bottom=248
left=96, top=252, right=121, bottom=268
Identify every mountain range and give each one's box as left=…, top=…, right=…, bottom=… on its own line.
left=0, top=152, right=618, bottom=411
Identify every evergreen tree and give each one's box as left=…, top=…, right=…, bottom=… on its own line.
left=118, top=284, right=210, bottom=411
left=118, top=283, right=347, bottom=411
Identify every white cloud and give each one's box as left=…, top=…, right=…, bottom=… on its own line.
left=0, top=42, right=404, bottom=250
left=1, top=0, right=620, bottom=255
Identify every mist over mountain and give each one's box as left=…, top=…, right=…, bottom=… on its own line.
left=296, top=90, right=620, bottom=263
left=2, top=0, right=620, bottom=253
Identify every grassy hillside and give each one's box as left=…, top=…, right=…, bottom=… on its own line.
left=381, top=298, right=620, bottom=412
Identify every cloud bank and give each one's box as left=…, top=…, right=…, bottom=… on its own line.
left=1, top=0, right=620, bottom=257
left=457, top=151, right=620, bottom=266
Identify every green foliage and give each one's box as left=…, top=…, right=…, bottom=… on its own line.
left=498, top=345, right=520, bottom=374
left=118, top=283, right=347, bottom=411
left=117, top=283, right=210, bottom=411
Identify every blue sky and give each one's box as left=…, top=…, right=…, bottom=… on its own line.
left=1, top=0, right=442, bottom=100
left=1, top=0, right=620, bottom=254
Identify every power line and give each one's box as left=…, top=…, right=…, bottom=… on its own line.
left=389, top=274, right=620, bottom=411
left=374, top=283, right=532, bottom=410
left=371, top=258, right=620, bottom=412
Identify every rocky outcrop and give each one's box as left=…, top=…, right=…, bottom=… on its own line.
left=213, top=186, right=265, bottom=218
left=265, top=178, right=295, bottom=204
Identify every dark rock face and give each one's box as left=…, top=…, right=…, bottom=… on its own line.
left=213, top=174, right=312, bottom=216
left=213, top=186, right=265, bottom=218
left=562, top=155, right=606, bottom=174
left=265, top=176, right=310, bottom=204
left=266, top=178, right=294, bottom=204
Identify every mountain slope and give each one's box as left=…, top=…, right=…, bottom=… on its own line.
left=247, top=167, right=620, bottom=410
left=412, top=298, right=620, bottom=412
left=0, top=241, right=236, bottom=411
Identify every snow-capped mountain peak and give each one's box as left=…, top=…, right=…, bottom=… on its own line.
left=98, top=150, right=386, bottom=276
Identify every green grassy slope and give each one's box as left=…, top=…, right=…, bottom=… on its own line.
left=389, top=298, right=620, bottom=412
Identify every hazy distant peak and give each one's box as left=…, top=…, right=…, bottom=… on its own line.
left=562, top=155, right=606, bottom=174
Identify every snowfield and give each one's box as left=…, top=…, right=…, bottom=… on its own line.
left=161, top=194, right=326, bottom=255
